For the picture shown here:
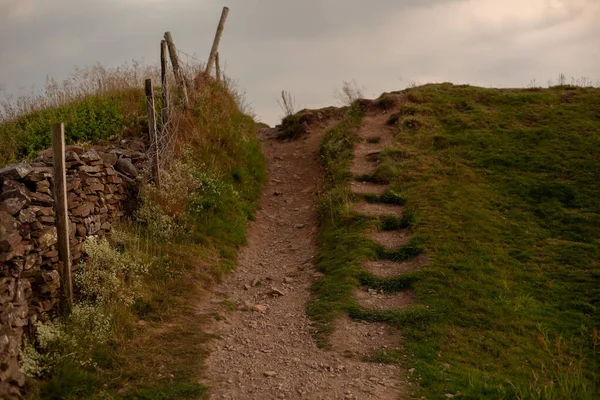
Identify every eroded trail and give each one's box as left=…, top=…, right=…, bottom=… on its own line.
left=200, top=119, right=402, bottom=399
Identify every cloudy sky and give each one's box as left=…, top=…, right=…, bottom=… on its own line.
left=0, top=0, right=598, bottom=125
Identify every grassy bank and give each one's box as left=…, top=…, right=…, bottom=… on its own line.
left=16, top=77, right=265, bottom=399
left=312, top=84, right=599, bottom=399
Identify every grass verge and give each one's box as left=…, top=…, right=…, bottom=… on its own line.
left=23, top=78, right=265, bottom=399
left=308, top=102, right=428, bottom=348
left=378, top=83, right=599, bottom=399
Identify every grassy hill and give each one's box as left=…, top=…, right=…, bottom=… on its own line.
left=314, top=83, right=599, bottom=399
left=1, top=70, right=265, bottom=399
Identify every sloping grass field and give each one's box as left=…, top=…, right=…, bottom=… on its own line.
left=313, top=83, right=599, bottom=399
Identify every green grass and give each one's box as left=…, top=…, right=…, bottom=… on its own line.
left=312, top=83, right=599, bottom=399
left=308, top=103, right=429, bottom=348
left=378, top=83, right=600, bottom=398
left=27, top=80, right=265, bottom=399
left=0, top=89, right=146, bottom=165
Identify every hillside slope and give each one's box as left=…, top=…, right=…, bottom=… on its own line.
left=310, top=83, right=599, bottom=399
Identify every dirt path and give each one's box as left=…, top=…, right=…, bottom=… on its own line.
left=200, top=119, right=404, bottom=399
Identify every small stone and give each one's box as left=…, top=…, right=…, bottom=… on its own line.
left=252, top=304, right=267, bottom=312
left=283, top=277, right=295, bottom=284
left=408, top=368, right=415, bottom=373
left=263, top=371, right=276, bottom=377
left=312, top=272, right=324, bottom=278
left=445, top=395, right=455, bottom=399
left=273, top=191, right=282, bottom=196
left=270, top=287, right=285, bottom=296
left=244, top=284, right=251, bottom=290
left=295, top=224, right=305, bottom=229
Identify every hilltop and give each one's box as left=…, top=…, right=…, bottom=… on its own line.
left=1, top=78, right=598, bottom=399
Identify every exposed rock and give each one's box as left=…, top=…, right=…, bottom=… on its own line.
left=115, top=158, right=138, bottom=177
left=270, top=287, right=286, bottom=297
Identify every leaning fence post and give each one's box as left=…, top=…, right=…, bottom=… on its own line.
left=160, top=39, right=170, bottom=128
left=163, top=31, right=189, bottom=108
left=145, top=79, right=161, bottom=188
left=215, top=52, right=221, bottom=83
left=51, top=123, right=72, bottom=315
left=205, top=6, right=229, bottom=76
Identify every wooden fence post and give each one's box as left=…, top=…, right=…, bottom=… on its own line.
left=215, top=52, right=221, bottom=83
left=51, top=123, right=72, bottom=315
left=145, top=79, right=161, bottom=188
left=163, top=31, right=189, bottom=108
left=205, top=6, right=229, bottom=76
left=160, top=39, right=170, bottom=128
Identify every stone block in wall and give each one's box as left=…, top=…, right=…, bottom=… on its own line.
left=36, top=227, right=57, bottom=250
left=17, top=209, right=36, bottom=224
left=99, top=152, right=118, bottom=167
left=23, top=166, right=52, bottom=183
left=79, top=149, right=100, bottom=164
left=29, top=192, right=54, bottom=207
left=0, top=186, right=30, bottom=217
left=0, top=164, right=33, bottom=182
left=83, top=215, right=102, bottom=236
left=80, top=165, right=102, bottom=175
left=66, top=177, right=82, bottom=192
left=35, top=180, right=51, bottom=196
left=0, top=326, right=26, bottom=388
left=0, top=211, right=21, bottom=257
left=72, top=202, right=94, bottom=218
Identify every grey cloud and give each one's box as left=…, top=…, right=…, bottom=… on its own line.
left=1, top=0, right=599, bottom=125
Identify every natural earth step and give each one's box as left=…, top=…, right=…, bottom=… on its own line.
left=367, top=229, right=412, bottom=250
left=354, top=202, right=404, bottom=217
left=350, top=181, right=389, bottom=196
left=330, top=316, right=403, bottom=357
left=353, top=288, right=415, bottom=311
left=362, top=255, right=429, bottom=278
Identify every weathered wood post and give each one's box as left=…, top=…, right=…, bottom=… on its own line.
left=163, top=31, right=189, bottom=108
left=160, top=39, right=170, bottom=128
left=205, top=6, right=229, bottom=76
left=51, top=123, right=72, bottom=315
left=215, top=52, right=221, bottom=83
left=145, top=79, right=161, bottom=188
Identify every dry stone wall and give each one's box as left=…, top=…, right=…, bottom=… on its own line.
left=0, top=139, right=149, bottom=397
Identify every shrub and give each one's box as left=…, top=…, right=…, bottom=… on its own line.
left=22, top=304, right=113, bottom=377
left=76, top=236, right=148, bottom=306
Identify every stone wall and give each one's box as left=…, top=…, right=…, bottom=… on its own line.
left=0, top=139, right=149, bottom=397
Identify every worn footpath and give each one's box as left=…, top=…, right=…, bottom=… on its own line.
left=200, top=117, right=405, bottom=399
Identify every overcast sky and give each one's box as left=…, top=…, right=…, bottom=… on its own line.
left=1, top=0, right=599, bottom=125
